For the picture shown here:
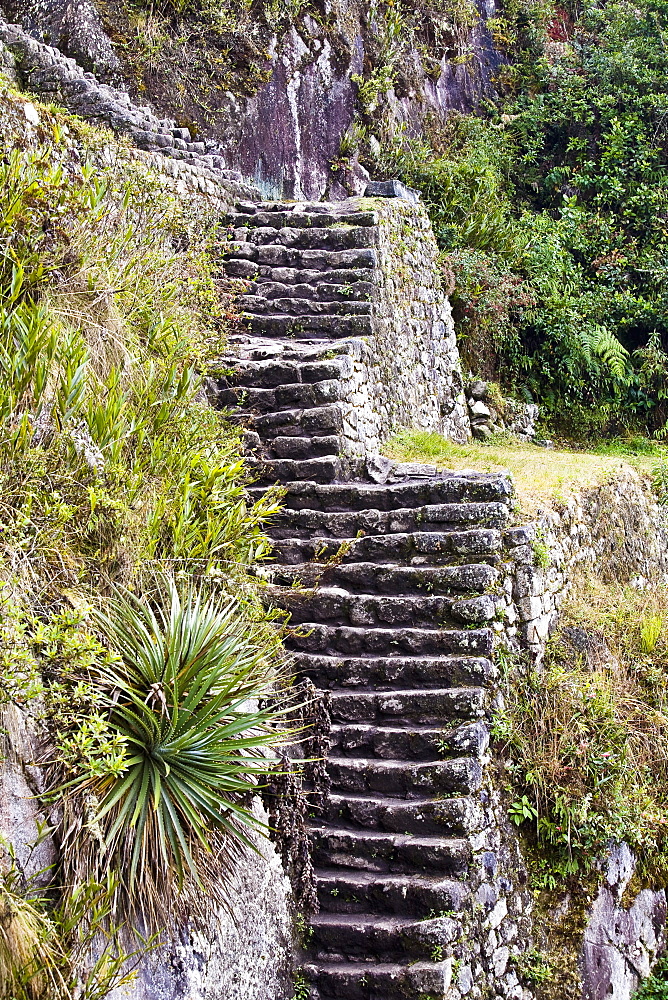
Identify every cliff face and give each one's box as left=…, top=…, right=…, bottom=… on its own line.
left=3, top=0, right=503, bottom=199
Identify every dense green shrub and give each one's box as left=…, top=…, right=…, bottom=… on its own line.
left=374, top=0, right=668, bottom=437
left=59, top=582, right=290, bottom=930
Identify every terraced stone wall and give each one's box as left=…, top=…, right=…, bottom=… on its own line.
left=505, top=468, right=668, bottom=660
left=368, top=197, right=470, bottom=447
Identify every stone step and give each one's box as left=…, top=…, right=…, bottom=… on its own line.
left=214, top=358, right=346, bottom=390
left=322, top=792, right=483, bottom=835
left=310, top=828, right=470, bottom=876
left=326, top=756, right=483, bottom=797
left=292, top=652, right=496, bottom=690
left=288, top=623, right=495, bottom=658
left=329, top=720, right=489, bottom=760
left=253, top=279, right=374, bottom=302
left=231, top=225, right=378, bottom=250
left=228, top=210, right=378, bottom=229
left=269, top=528, right=503, bottom=564
left=265, top=503, right=510, bottom=538
left=245, top=313, right=373, bottom=339
left=214, top=380, right=343, bottom=413
left=252, top=246, right=377, bottom=270
left=310, top=912, right=461, bottom=963
left=256, top=265, right=376, bottom=287
left=316, top=869, right=469, bottom=916
left=254, top=456, right=344, bottom=484
left=263, top=435, right=341, bottom=460
left=270, top=587, right=498, bottom=628
left=304, top=960, right=453, bottom=1000
left=327, top=687, right=487, bottom=725
left=268, top=561, right=499, bottom=595
left=250, top=404, right=343, bottom=438
left=249, top=475, right=513, bottom=511
left=238, top=295, right=372, bottom=317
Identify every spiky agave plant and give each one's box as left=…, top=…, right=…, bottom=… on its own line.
left=59, top=580, right=291, bottom=931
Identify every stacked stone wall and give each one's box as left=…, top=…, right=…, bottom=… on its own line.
left=503, top=468, right=668, bottom=659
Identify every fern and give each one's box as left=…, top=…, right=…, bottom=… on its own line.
left=580, top=325, right=630, bottom=381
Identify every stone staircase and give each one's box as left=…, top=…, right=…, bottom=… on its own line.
left=211, top=199, right=523, bottom=999
left=255, top=477, right=513, bottom=1000
left=209, top=196, right=469, bottom=488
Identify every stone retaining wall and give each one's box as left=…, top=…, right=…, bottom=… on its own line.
left=328, top=196, right=471, bottom=463
left=504, top=467, right=668, bottom=660
left=493, top=468, right=668, bottom=1000
left=370, top=197, right=470, bottom=445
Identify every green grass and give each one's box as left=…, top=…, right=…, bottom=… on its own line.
left=384, top=430, right=662, bottom=510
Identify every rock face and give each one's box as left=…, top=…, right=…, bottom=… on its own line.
left=3, top=0, right=505, bottom=199
left=181, top=1, right=505, bottom=199
left=582, top=845, right=666, bottom=1000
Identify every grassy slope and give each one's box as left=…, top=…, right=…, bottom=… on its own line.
left=384, top=429, right=661, bottom=510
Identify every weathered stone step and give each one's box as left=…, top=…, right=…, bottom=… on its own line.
left=326, top=756, right=483, bottom=797
left=214, top=379, right=343, bottom=413
left=254, top=456, right=344, bottom=484
left=250, top=404, right=343, bottom=438
left=270, top=528, right=503, bottom=564
left=252, top=246, right=377, bottom=269
left=310, top=912, right=462, bottom=963
left=292, top=652, right=496, bottom=690
left=310, top=828, right=470, bottom=876
left=256, top=265, right=376, bottom=287
left=327, top=687, right=487, bottom=724
left=245, top=313, right=372, bottom=339
left=288, top=623, right=494, bottom=658
left=265, top=503, right=510, bottom=539
left=228, top=210, right=378, bottom=229
left=323, top=792, right=483, bottom=835
left=271, top=587, right=498, bottom=628
left=316, top=869, right=468, bottom=916
left=253, top=279, right=374, bottom=302
left=249, top=475, right=513, bottom=511
left=238, top=295, right=372, bottom=317
left=264, top=435, right=341, bottom=459
left=231, top=225, right=378, bottom=251
left=269, top=561, right=499, bottom=595
left=213, top=358, right=346, bottom=390
left=305, top=960, right=453, bottom=1000
left=329, top=720, right=489, bottom=760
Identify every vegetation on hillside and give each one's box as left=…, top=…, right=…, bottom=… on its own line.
left=0, top=83, right=288, bottom=995
left=353, top=0, right=668, bottom=438
left=494, top=580, right=668, bottom=996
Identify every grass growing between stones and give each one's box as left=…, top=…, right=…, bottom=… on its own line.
left=494, top=579, right=668, bottom=996
left=384, top=429, right=662, bottom=509
left=496, top=578, right=668, bottom=886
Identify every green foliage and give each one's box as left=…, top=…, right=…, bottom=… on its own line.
left=652, top=460, right=668, bottom=503
left=0, top=846, right=142, bottom=1000
left=636, top=955, right=668, bottom=1000
left=291, top=970, right=311, bottom=1000
left=495, top=581, right=668, bottom=884
left=0, top=81, right=287, bottom=980
left=58, top=582, right=290, bottom=929
left=372, top=0, right=668, bottom=436
left=511, top=949, right=553, bottom=986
